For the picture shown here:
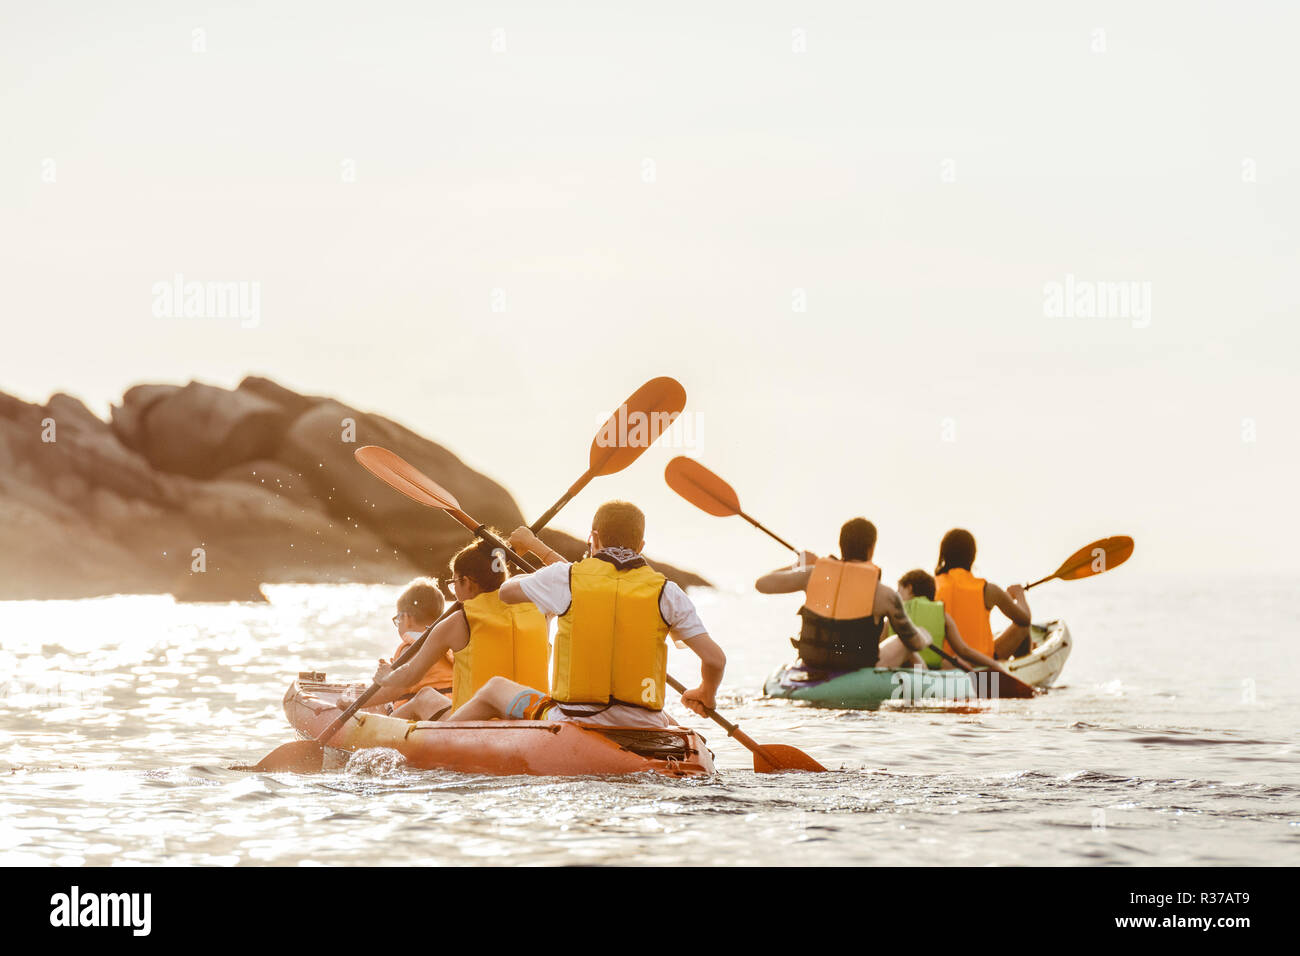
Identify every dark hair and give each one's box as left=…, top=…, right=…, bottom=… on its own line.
left=396, top=578, right=446, bottom=624
left=935, top=528, right=976, bottom=576
left=449, top=534, right=508, bottom=593
left=839, top=518, right=877, bottom=561
left=898, top=569, right=936, bottom=601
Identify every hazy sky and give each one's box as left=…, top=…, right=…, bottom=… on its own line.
left=3, top=2, right=1297, bottom=588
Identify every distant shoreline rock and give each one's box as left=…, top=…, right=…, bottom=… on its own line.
left=0, top=377, right=708, bottom=601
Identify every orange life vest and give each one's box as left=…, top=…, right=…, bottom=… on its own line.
left=804, top=557, right=879, bottom=620
left=391, top=633, right=454, bottom=694
left=795, top=557, right=883, bottom=671
left=935, top=568, right=995, bottom=657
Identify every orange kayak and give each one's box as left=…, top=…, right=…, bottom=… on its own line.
left=283, top=677, right=716, bottom=777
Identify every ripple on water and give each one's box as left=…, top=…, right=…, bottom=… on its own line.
left=3, top=583, right=1299, bottom=866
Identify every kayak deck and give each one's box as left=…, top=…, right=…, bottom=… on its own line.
left=1005, top=620, right=1072, bottom=687
left=284, top=679, right=716, bottom=777
left=763, top=621, right=1071, bottom=709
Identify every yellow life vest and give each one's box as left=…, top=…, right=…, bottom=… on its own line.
left=935, top=568, right=995, bottom=658
left=452, top=589, right=549, bottom=711
left=552, top=557, right=670, bottom=710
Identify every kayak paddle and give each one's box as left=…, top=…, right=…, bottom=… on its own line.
left=242, top=601, right=461, bottom=773
left=246, top=456, right=545, bottom=774
left=529, top=377, right=687, bottom=533
left=927, top=645, right=1036, bottom=699
left=353, top=446, right=542, bottom=568
left=664, top=456, right=798, bottom=553
left=1025, top=536, right=1134, bottom=589
left=361, top=449, right=828, bottom=773
left=666, top=676, right=826, bottom=772
left=356, top=448, right=556, bottom=576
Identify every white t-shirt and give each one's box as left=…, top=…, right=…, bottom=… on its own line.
left=517, top=559, right=708, bottom=728
left=517, top=561, right=708, bottom=642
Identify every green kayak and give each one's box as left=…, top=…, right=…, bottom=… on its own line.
left=762, top=621, right=1070, bottom=709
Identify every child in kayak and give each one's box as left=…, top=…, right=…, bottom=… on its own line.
left=890, top=569, right=1015, bottom=679
left=754, top=518, right=933, bottom=671
left=934, top=528, right=1032, bottom=660
left=339, top=537, right=549, bottom=720
left=381, top=579, right=452, bottom=710
left=434, top=500, right=726, bottom=728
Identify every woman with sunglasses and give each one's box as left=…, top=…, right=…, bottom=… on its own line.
left=341, top=536, right=549, bottom=721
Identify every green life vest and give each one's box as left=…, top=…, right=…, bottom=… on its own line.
left=886, top=597, right=947, bottom=668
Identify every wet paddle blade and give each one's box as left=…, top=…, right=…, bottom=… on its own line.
left=1052, top=535, right=1134, bottom=582
left=752, top=744, right=829, bottom=773
left=354, top=446, right=462, bottom=512
left=241, top=740, right=327, bottom=774
left=664, top=456, right=741, bottom=517
left=588, top=377, right=687, bottom=476
left=992, top=673, right=1038, bottom=699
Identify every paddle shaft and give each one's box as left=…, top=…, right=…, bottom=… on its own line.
left=440, top=507, right=549, bottom=575
left=529, top=467, right=597, bottom=535
left=929, top=644, right=975, bottom=673
left=737, top=510, right=799, bottom=554
left=315, top=600, right=463, bottom=744
left=319, top=519, right=541, bottom=746
left=665, top=674, right=781, bottom=766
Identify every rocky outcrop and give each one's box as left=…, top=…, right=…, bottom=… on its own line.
left=126, top=381, right=293, bottom=479
left=0, top=377, right=707, bottom=600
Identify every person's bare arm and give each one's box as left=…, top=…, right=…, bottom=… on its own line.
left=678, top=633, right=726, bottom=716
left=382, top=614, right=468, bottom=691
left=507, top=527, right=566, bottom=566
left=987, top=582, right=1031, bottom=627
left=943, top=613, right=1013, bottom=676
left=755, top=552, right=817, bottom=594
left=498, top=577, right=530, bottom=604
left=879, top=586, right=931, bottom=652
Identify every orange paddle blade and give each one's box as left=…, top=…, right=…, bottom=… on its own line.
left=752, top=744, right=829, bottom=773
left=1052, top=535, right=1134, bottom=582
left=239, top=740, right=327, bottom=774
left=664, top=456, right=741, bottom=517
left=354, top=446, right=462, bottom=512
left=588, top=377, right=687, bottom=476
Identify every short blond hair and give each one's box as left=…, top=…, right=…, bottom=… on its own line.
left=592, top=500, right=645, bottom=550
left=396, top=578, right=446, bottom=624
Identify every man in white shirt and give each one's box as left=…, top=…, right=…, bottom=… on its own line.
left=443, top=501, right=725, bottom=728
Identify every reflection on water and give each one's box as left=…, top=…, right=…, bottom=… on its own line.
left=1, top=578, right=1297, bottom=866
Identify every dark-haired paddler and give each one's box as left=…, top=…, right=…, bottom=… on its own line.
left=755, top=518, right=931, bottom=671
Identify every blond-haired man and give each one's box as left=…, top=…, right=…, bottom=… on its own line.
left=444, top=500, right=725, bottom=727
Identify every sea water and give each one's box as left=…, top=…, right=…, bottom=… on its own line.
left=1, top=573, right=1296, bottom=866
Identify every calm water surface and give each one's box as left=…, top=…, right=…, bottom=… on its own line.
left=2, top=574, right=1297, bottom=866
